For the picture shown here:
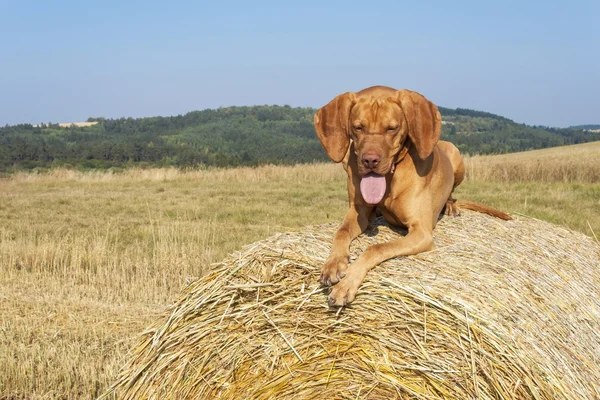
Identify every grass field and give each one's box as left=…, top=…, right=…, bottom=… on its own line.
left=1, top=142, right=599, bottom=398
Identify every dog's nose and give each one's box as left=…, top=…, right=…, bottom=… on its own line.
left=362, top=152, right=381, bottom=169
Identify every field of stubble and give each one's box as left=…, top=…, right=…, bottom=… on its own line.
left=1, top=142, right=598, bottom=399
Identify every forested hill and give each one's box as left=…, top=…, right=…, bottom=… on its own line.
left=569, top=124, right=600, bottom=130
left=1, top=105, right=599, bottom=171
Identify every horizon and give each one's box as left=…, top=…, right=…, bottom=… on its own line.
left=7, top=103, right=598, bottom=130
left=1, top=1, right=598, bottom=128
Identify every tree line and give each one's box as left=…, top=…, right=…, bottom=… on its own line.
left=1, top=105, right=598, bottom=172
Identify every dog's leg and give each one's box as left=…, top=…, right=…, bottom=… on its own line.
left=328, top=225, right=433, bottom=306
left=320, top=204, right=372, bottom=286
left=438, top=142, right=464, bottom=218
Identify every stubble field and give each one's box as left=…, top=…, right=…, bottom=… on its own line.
left=1, top=142, right=599, bottom=399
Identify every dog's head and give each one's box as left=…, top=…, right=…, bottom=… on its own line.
left=314, top=88, right=442, bottom=177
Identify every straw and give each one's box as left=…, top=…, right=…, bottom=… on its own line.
left=104, top=211, right=600, bottom=399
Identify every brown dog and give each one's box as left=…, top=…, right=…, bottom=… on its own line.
left=314, top=85, right=511, bottom=306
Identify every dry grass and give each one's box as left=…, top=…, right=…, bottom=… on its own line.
left=464, top=140, right=600, bottom=183
left=0, top=142, right=599, bottom=398
left=105, top=213, right=600, bottom=399
left=0, top=164, right=346, bottom=305
left=0, top=164, right=348, bottom=399
left=459, top=141, right=600, bottom=238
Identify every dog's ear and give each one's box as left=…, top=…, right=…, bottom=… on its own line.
left=395, top=90, right=441, bottom=159
left=314, top=92, right=356, bottom=163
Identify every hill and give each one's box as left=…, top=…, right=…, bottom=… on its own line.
left=469, top=138, right=600, bottom=162
left=1, top=105, right=599, bottom=171
left=437, top=107, right=600, bottom=154
left=570, top=124, right=600, bottom=131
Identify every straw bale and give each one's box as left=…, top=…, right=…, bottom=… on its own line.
left=105, top=212, right=600, bottom=399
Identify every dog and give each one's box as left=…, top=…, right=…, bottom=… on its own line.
left=314, top=85, right=511, bottom=306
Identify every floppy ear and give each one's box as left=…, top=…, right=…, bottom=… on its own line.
left=314, top=92, right=355, bottom=163
left=396, top=90, right=442, bottom=159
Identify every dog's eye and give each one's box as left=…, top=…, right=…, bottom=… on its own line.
left=353, top=125, right=363, bottom=131
left=387, top=126, right=398, bottom=132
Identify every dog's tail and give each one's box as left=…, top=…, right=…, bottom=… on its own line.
left=455, top=200, right=512, bottom=221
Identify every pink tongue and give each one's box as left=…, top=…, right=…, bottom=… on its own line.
left=360, top=173, right=386, bottom=204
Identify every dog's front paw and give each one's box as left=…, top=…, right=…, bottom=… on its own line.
left=328, top=276, right=360, bottom=306
left=319, top=255, right=348, bottom=286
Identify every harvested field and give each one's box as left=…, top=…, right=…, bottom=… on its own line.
left=464, top=140, right=600, bottom=183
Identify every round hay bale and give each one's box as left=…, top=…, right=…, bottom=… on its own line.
left=106, top=212, right=600, bottom=399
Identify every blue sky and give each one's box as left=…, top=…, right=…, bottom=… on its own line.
left=1, top=0, right=598, bottom=127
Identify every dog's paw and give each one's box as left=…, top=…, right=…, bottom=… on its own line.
left=319, top=256, right=348, bottom=286
left=328, top=276, right=360, bottom=306
left=445, top=200, right=461, bottom=217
